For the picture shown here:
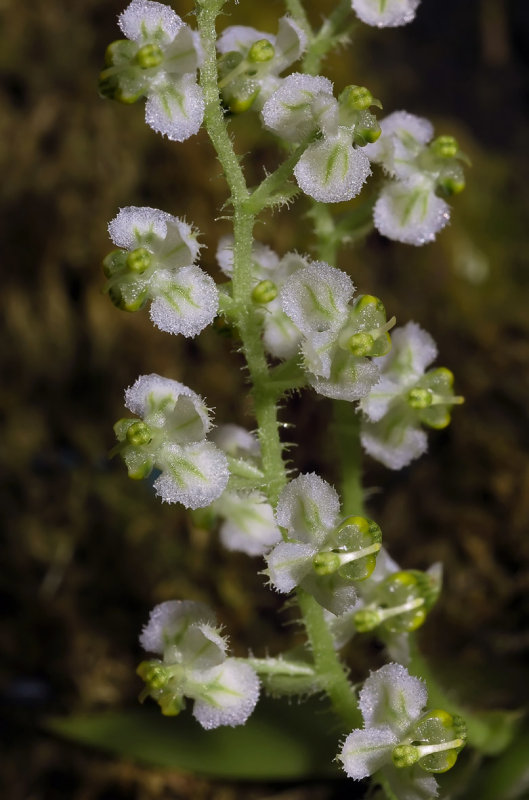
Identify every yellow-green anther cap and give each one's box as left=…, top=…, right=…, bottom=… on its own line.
left=348, top=331, right=375, bottom=357
left=313, top=551, right=341, bottom=575
left=431, top=135, right=459, bottom=158
left=408, top=387, right=433, bottom=409
left=354, top=608, right=381, bottom=632
left=136, top=660, right=169, bottom=690
left=392, top=744, right=420, bottom=768
left=126, top=247, right=152, bottom=274
left=341, top=85, right=381, bottom=111
left=252, top=279, right=278, bottom=304
left=135, top=43, right=164, bottom=69
left=126, top=420, right=153, bottom=447
left=248, top=39, right=275, bottom=63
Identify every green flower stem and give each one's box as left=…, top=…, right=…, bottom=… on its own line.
left=297, top=588, right=362, bottom=729
left=332, top=402, right=365, bottom=517
left=303, top=0, right=355, bottom=75
left=244, top=136, right=315, bottom=215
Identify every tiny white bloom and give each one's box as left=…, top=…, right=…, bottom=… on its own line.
left=106, top=206, right=218, bottom=337
left=139, top=600, right=260, bottom=728
left=374, top=175, right=451, bottom=246
left=351, top=0, right=421, bottom=28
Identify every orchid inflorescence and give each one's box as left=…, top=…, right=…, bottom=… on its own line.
left=98, top=0, right=473, bottom=796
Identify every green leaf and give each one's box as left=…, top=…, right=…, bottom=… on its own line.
left=461, top=723, right=529, bottom=800
left=46, top=698, right=341, bottom=780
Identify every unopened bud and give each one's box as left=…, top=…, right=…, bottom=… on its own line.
left=126, top=247, right=152, bottom=274
left=313, top=551, right=341, bottom=575
left=126, top=421, right=153, bottom=447
left=102, top=249, right=127, bottom=278
left=137, top=660, right=168, bottom=690
left=248, top=38, right=275, bottom=63
left=341, top=85, right=381, bottom=111
left=136, top=43, right=164, bottom=69
left=431, top=135, right=458, bottom=159
left=252, top=279, right=277, bottom=304
left=348, top=331, right=375, bottom=357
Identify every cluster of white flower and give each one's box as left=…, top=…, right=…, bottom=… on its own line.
left=365, top=112, right=467, bottom=245
left=266, top=473, right=382, bottom=615
left=340, top=663, right=466, bottom=796
left=360, top=322, right=464, bottom=469
left=105, top=206, right=218, bottom=336
left=113, top=374, right=228, bottom=509
left=351, top=0, right=421, bottom=28
left=99, top=0, right=205, bottom=141
left=138, top=600, right=260, bottom=728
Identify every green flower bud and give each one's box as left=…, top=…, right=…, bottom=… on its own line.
left=340, top=85, right=381, bottom=111
left=347, top=331, right=375, bottom=357
left=248, top=38, right=275, bottom=63
left=392, top=744, right=420, bottom=768
left=354, top=608, right=381, bottom=633
left=102, top=249, right=128, bottom=278
left=108, top=283, right=149, bottom=312
left=431, top=135, right=459, bottom=159
left=407, top=387, right=433, bottom=409
left=355, top=294, right=386, bottom=314
left=226, top=80, right=260, bottom=113
left=137, top=660, right=169, bottom=690
left=135, top=43, right=164, bottom=69
left=313, top=551, right=342, bottom=575
left=126, top=247, right=152, bottom=274
left=126, top=420, right=153, bottom=447
left=252, top=279, right=278, bottom=304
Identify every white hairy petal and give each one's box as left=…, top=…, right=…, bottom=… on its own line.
left=300, top=571, right=359, bottom=616
left=262, top=73, right=335, bottom=142
left=361, top=419, right=428, bottom=470
left=275, top=473, right=340, bottom=544
left=146, top=74, right=204, bottom=142
left=157, top=215, right=201, bottom=267
left=380, top=765, right=439, bottom=800
left=374, top=177, right=450, bottom=246
left=340, top=725, right=398, bottom=778
left=359, top=663, right=427, bottom=735
left=125, top=374, right=211, bottom=440
left=108, top=206, right=170, bottom=251
left=263, top=307, right=302, bottom=359
left=211, top=425, right=260, bottom=458
left=310, top=357, right=380, bottom=401
left=119, top=0, right=182, bottom=45
left=360, top=376, right=402, bottom=422
left=139, top=599, right=216, bottom=654
left=266, top=541, right=316, bottom=593
left=192, top=659, right=260, bottom=729
left=351, top=0, right=421, bottom=29
left=150, top=265, right=218, bottom=337
left=364, top=110, right=433, bottom=177
left=217, top=24, right=272, bottom=54
left=217, top=491, right=281, bottom=556
left=179, top=622, right=228, bottom=670
left=155, top=441, right=229, bottom=508
left=294, top=134, right=371, bottom=203
left=275, top=16, right=308, bottom=71
left=164, top=25, right=203, bottom=74
left=216, top=235, right=279, bottom=277
left=280, top=261, right=354, bottom=336
left=382, top=322, right=438, bottom=378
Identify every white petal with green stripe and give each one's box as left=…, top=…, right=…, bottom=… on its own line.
left=275, top=473, right=340, bottom=544
left=340, top=724, right=398, bottom=778
left=150, top=265, right=218, bottom=337
left=294, top=132, right=371, bottom=203
left=192, top=659, right=260, bottom=729
left=351, top=0, right=421, bottom=28
left=280, top=262, right=354, bottom=337
left=374, top=176, right=450, bottom=246
left=145, top=73, right=204, bottom=142
left=155, top=441, right=229, bottom=508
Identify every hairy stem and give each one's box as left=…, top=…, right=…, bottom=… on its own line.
left=333, top=402, right=365, bottom=516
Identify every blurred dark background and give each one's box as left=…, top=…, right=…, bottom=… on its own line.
left=1, top=0, right=529, bottom=797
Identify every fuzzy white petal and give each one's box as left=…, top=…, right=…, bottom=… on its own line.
left=192, top=659, right=260, bottom=729
left=217, top=491, right=281, bottom=556
left=150, top=265, right=218, bottom=337
left=360, top=376, right=402, bottom=422
left=124, top=374, right=211, bottom=440
left=266, top=541, right=316, bottom=593
left=178, top=622, right=228, bottom=670
left=364, top=110, right=433, bottom=177
left=294, top=135, right=371, bottom=203
left=361, top=419, right=428, bottom=470
left=262, top=73, right=335, bottom=142
left=374, top=178, right=450, bottom=246
left=340, top=725, right=398, bottom=778
left=380, top=765, right=439, bottom=800
left=275, top=16, right=308, bottom=70
left=139, top=599, right=216, bottom=654
left=359, top=663, right=427, bottom=735
left=275, top=473, right=340, bottom=543
left=263, top=308, right=302, bottom=359
left=146, top=74, right=204, bottom=142
left=280, top=261, right=354, bottom=336
left=382, top=322, right=437, bottom=378
left=156, top=441, right=229, bottom=508
left=351, top=0, right=421, bottom=28
left=164, top=25, right=203, bottom=74
left=119, top=0, right=182, bottom=45
left=108, top=206, right=170, bottom=251
left=211, top=425, right=260, bottom=458
left=310, top=357, right=379, bottom=401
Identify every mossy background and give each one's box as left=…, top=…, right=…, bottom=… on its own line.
left=2, top=0, right=529, bottom=797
